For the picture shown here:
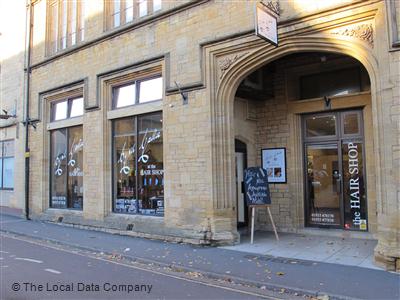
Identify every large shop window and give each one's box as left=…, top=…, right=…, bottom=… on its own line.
left=113, top=112, right=164, bottom=216
left=47, top=0, right=85, bottom=55
left=51, top=126, right=84, bottom=209
left=106, top=0, right=162, bottom=29
left=0, top=140, right=15, bottom=190
left=50, top=96, right=84, bottom=209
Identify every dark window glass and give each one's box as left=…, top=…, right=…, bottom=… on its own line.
left=343, top=112, right=360, bottom=135
left=305, top=115, right=336, bottom=137
left=113, top=112, right=163, bottom=216
left=300, top=67, right=362, bottom=100
left=303, top=110, right=367, bottom=231
left=114, top=117, right=137, bottom=213
left=50, top=126, right=83, bottom=209
left=51, top=129, right=68, bottom=208
left=306, top=144, right=341, bottom=227
left=138, top=113, right=164, bottom=216
left=67, top=126, right=84, bottom=209
left=342, top=141, right=367, bottom=231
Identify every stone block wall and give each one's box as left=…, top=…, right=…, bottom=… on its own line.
left=0, top=0, right=28, bottom=212
left=3, top=0, right=395, bottom=269
left=248, top=65, right=294, bottom=232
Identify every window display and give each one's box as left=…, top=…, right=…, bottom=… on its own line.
left=50, top=126, right=83, bottom=209
left=113, top=112, right=163, bottom=216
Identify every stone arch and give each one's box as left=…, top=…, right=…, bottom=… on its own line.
left=219, top=36, right=379, bottom=107
left=209, top=34, right=384, bottom=239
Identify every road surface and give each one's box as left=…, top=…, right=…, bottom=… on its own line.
left=0, top=234, right=276, bottom=299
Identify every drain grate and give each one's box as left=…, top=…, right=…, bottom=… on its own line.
left=243, top=254, right=315, bottom=266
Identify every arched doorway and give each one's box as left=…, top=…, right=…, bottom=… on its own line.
left=232, top=52, right=373, bottom=232
left=210, top=37, right=382, bottom=242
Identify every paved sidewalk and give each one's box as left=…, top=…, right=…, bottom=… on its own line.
left=1, top=213, right=399, bottom=300
left=221, top=231, right=378, bottom=270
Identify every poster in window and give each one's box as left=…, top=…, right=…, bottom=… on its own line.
left=261, top=148, right=287, bottom=183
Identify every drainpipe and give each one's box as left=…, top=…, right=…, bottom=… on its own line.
left=23, top=0, right=33, bottom=220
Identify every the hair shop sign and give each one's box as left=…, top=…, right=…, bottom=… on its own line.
left=344, top=142, right=367, bottom=231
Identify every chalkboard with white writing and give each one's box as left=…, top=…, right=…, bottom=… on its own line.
left=244, top=167, right=271, bottom=205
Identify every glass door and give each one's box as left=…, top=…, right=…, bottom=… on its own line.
left=303, top=110, right=367, bottom=231
left=305, top=143, right=342, bottom=227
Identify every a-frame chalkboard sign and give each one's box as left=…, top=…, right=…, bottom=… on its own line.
left=244, top=167, right=279, bottom=243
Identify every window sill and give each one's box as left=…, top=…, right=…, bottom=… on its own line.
left=47, top=116, right=83, bottom=130
left=46, top=208, right=83, bottom=214
left=46, top=42, right=85, bottom=59
left=112, top=211, right=164, bottom=218
left=105, top=11, right=162, bottom=34
left=108, top=212, right=164, bottom=221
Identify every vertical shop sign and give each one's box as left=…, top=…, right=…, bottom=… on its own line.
left=343, top=141, right=367, bottom=230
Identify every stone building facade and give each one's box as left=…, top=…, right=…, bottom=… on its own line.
left=1, top=0, right=399, bottom=271
left=0, top=0, right=27, bottom=212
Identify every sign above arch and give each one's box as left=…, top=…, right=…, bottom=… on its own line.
left=255, top=2, right=278, bottom=46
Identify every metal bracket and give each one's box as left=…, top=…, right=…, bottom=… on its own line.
left=174, top=81, right=188, bottom=105
left=21, top=118, right=39, bottom=130
left=324, top=96, right=331, bottom=110
left=261, top=0, right=281, bottom=16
